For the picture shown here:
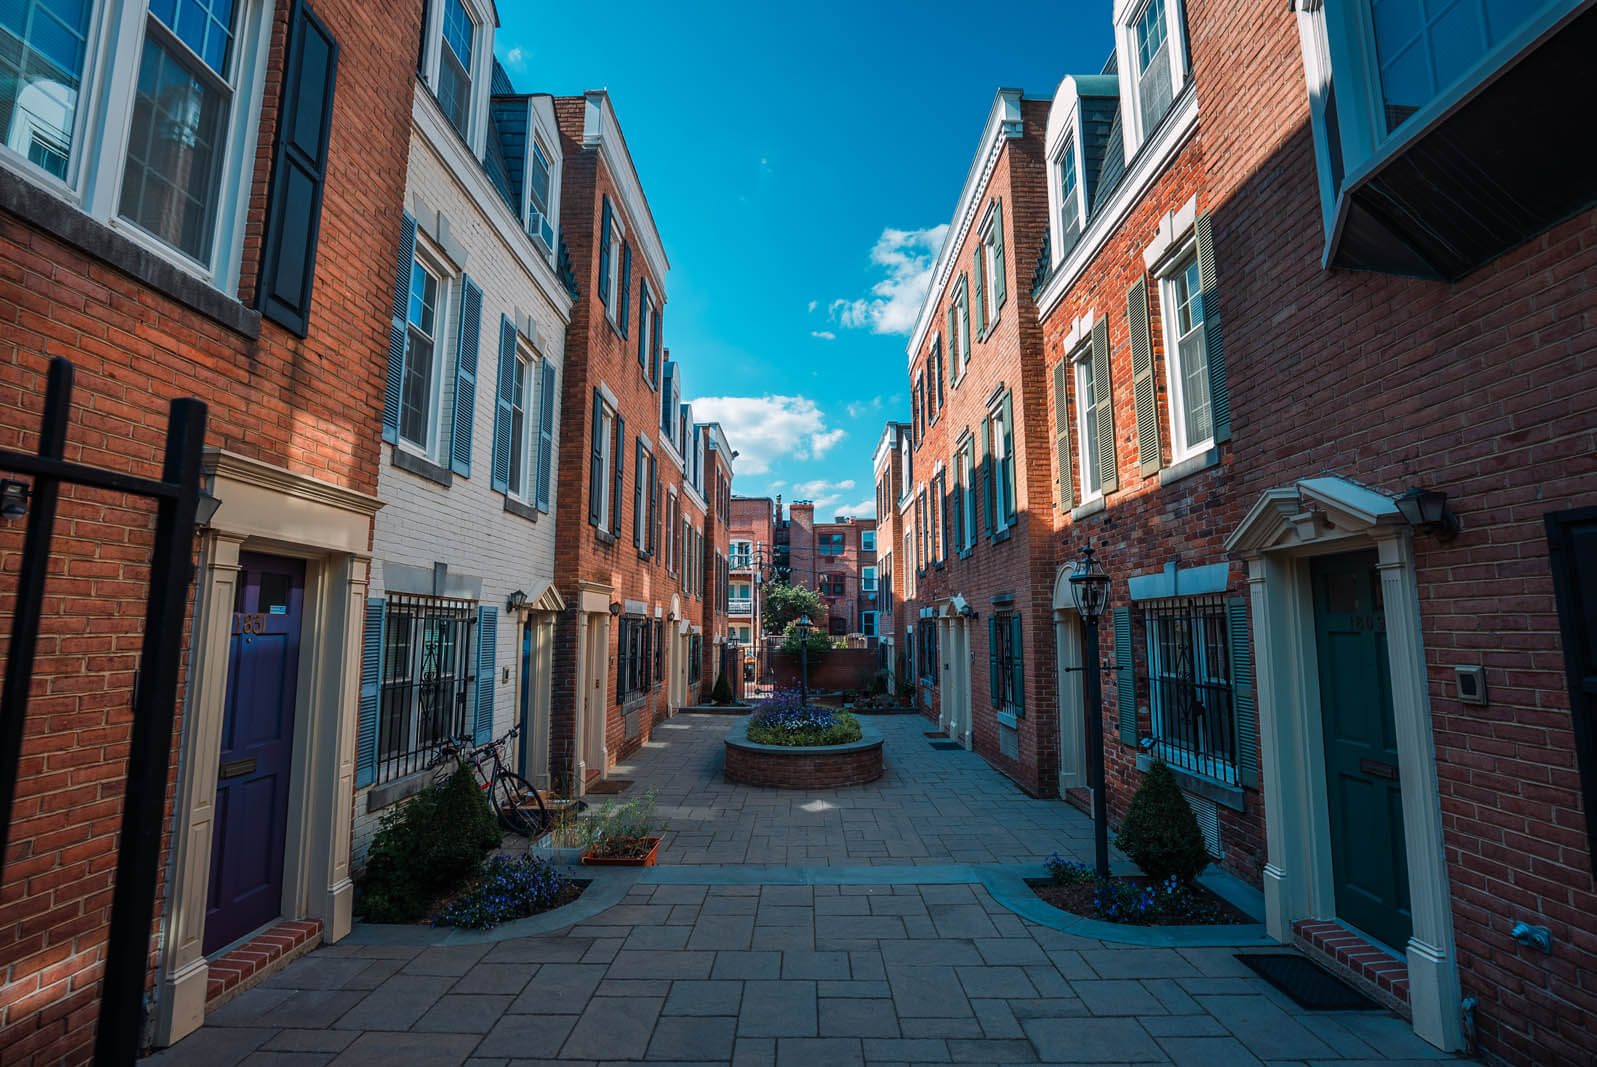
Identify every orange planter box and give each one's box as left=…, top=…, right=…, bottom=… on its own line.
left=580, top=837, right=661, bottom=866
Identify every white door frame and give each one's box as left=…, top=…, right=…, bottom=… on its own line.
left=1227, top=476, right=1463, bottom=1052
left=937, top=597, right=973, bottom=748
left=1051, top=566, right=1086, bottom=793
left=572, top=582, right=613, bottom=793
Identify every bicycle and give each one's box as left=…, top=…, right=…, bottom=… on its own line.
left=428, top=726, right=550, bottom=836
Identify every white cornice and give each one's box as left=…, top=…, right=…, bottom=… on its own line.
left=1036, top=85, right=1199, bottom=322
left=907, top=89, right=1032, bottom=367
left=411, top=87, right=574, bottom=320
left=584, top=92, right=670, bottom=294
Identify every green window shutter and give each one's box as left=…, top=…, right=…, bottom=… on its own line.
left=612, top=414, right=625, bottom=537
left=988, top=616, right=1001, bottom=707
left=960, top=282, right=972, bottom=361
left=491, top=314, right=516, bottom=493
left=383, top=212, right=416, bottom=444
left=1053, top=360, right=1074, bottom=510
left=535, top=361, right=556, bottom=511
left=978, top=415, right=994, bottom=538
left=598, top=197, right=612, bottom=307
left=1227, top=596, right=1259, bottom=788
left=1009, top=613, right=1024, bottom=715
left=1195, top=212, right=1231, bottom=443
left=588, top=388, right=604, bottom=526
left=475, top=606, right=497, bottom=745
left=1128, top=276, right=1161, bottom=478
left=449, top=275, right=482, bottom=477
left=951, top=451, right=964, bottom=552
left=1114, top=605, right=1136, bottom=744
left=618, top=241, right=632, bottom=338
left=356, top=597, right=385, bottom=788
left=972, top=246, right=986, bottom=333
left=1000, top=392, right=1017, bottom=527
left=1092, top=317, right=1118, bottom=494
left=992, top=199, right=1006, bottom=308
left=947, top=306, right=959, bottom=368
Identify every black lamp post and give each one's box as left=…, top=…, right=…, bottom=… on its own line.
left=1069, top=542, right=1112, bottom=880
left=795, top=613, right=813, bottom=707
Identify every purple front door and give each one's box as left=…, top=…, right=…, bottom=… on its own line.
left=204, top=553, right=304, bottom=954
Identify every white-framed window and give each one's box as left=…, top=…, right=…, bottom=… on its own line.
left=526, top=135, right=556, bottom=255
left=956, top=435, right=976, bottom=551
left=603, top=208, right=626, bottom=324
left=399, top=257, right=447, bottom=455
left=0, top=0, right=274, bottom=289
left=1072, top=340, right=1103, bottom=504
left=505, top=342, right=537, bottom=501
left=436, top=0, right=474, bottom=140
left=594, top=401, right=615, bottom=531
left=861, top=530, right=875, bottom=553
left=639, top=286, right=659, bottom=386
left=978, top=202, right=1005, bottom=327
left=1055, top=135, right=1081, bottom=246
left=986, top=395, right=1016, bottom=532
left=902, top=528, right=915, bottom=597
left=1113, top=0, right=1191, bottom=154
left=862, top=565, right=877, bottom=592
left=1157, top=248, right=1212, bottom=462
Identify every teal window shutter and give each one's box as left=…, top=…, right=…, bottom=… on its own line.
left=619, top=242, right=632, bottom=337
left=384, top=213, right=416, bottom=443
left=491, top=314, right=516, bottom=493
left=356, top=597, right=385, bottom=788
left=536, top=361, right=556, bottom=511
left=475, top=606, right=497, bottom=745
left=1227, top=597, right=1258, bottom=788
left=972, top=246, right=986, bottom=332
left=652, top=303, right=663, bottom=387
left=611, top=414, right=626, bottom=537
left=1195, top=212, right=1231, bottom=443
left=1000, top=392, right=1017, bottom=527
left=1008, top=613, right=1024, bottom=715
left=991, top=199, right=1006, bottom=309
left=450, top=274, right=482, bottom=476
left=1114, top=605, right=1136, bottom=744
left=979, top=416, right=994, bottom=538
left=988, top=616, right=1000, bottom=706
left=638, top=280, right=649, bottom=370
left=598, top=197, right=612, bottom=307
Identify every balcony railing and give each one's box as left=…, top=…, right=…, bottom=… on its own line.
left=728, top=597, right=754, bottom=615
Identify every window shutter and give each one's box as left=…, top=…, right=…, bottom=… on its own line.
left=978, top=415, right=994, bottom=538
left=475, top=606, right=497, bottom=745
left=652, top=302, right=663, bottom=387
left=619, top=242, right=632, bottom=337
left=1195, top=211, right=1231, bottom=442
left=536, top=361, right=556, bottom=511
left=1092, top=317, right=1118, bottom=494
left=1114, top=605, right=1136, bottom=744
left=1127, top=277, right=1160, bottom=478
left=612, top=414, right=625, bottom=537
left=992, top=200, right=1007, bottom=308
left=959, top=286, right=972, bottom=360
left=450, top=275, right=482, bottom=476
left=1227, top=596, right=1259, bottom=788
left=588, top=388, right=604, bottom=526
left=1053, top=360, right=1074, bottom=510
left=639, top=280, right=650, bottom=370
left=257, top=0, right=339, bottom=336
left=598, top=197, right=612, bottom=307
left=947, top=307, right=959, bottom=368
left=384, top=213, right=416, bottom=443
left=1000, top=392, right=1017, bottom=528
left=951, top=458, right=964, bottom=553
left=633, top=438, right=644, bottom=547
left=988, top=616, right=1001, bottom=706
left=941, top=474, right=952, bottom=561
left=491, top=314, right=515, bottom=494
left=649, top=454, right=659, bottom=554
left=1009, top=613, right=1024, bottom=715
left=356, top=597, right=384, bottom=788
left=972, top=247, right=986, bottom=333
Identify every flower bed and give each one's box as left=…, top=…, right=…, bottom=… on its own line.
left=746, top=696, right=862, bottom=746
left=1027, top=854, right=1250, bottom=926
left=725, top=693, right=882, bottom=788
left=430, top=854, right=584, bottom=930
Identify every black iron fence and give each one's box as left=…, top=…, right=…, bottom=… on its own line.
left=375, top=593, right=477, bottom=785
left=1141, top=596, right=1239, bottom=784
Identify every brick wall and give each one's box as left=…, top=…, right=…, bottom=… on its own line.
left=0, top=2, right=418, bottom=1061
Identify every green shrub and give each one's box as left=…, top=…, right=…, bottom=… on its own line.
left=711, top=670, right=734, bottom=705
left=580, top=788, right=664, bottom=858
left=1114, top=760, right=1211, bottom=884
left=1045, top=853, right=1095, bottom=886
left=358, top=764, right=502, bottom=923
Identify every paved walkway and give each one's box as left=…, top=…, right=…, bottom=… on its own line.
left=148, top=714, right=1455, bottom=1065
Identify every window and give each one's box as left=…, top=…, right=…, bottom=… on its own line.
left=731, top=539, right=752, bottom=569
left=526, top=137, right=555, bottom=253
left=506, top=346, right=534, bottom=499
left=617, top=615, right=653, bottom=701
left=990, top=612, right=1022, bottom=713
left=1158, top=251, right=1213, bottom=460
left=598, top=196, right=630, bottom=330
left=820, top=574, right=845, bottom=597
left=639, top=283, right=659, bottom=386
left=915, top=490, right=927, bottom=573
left=946, top=294, right=962, bottom=376
left=633, top=438, right=646, bottom=549
left=918, top=620, right=938, bottom=685
left=399, top=261, right=443, bottom=451
left=984, top=395, right=1017, bottom=534
left=687, top=634, right=702, bottom=684
left=911, top=373, right=924, bottom=444
left=958, top=436, right=977, bottom=551
left=930, top=474, right=945, bottom=565
left=376, top=594, right=477, bottom=784
left=1134, top=0, right=1172, bottom=133
left=1114, top=0, right=1190, bottom=152
left=1073, top=342, right=1103, bottom=501
left=861, top=530, right=875, bottom=553
left=977, top=202, right=1007, bottom=332
left=588, top=392, right=619, bottom=533
left=862, top=566, right=877, bottom=592
left=1369, top=0, right=1530, bottom=136
left=818, top=532, right=845, bottom=556
left=1055, top=136, right=1081, bottom=250
left=1142, top=597, right=1237, bottom=784
left=2, top=0, right=95, bottom=181
left=902, top=529, right=915, bottom=596
left=862, top=611, right=876, bottom=637
left=436, top=0, right=474, bottom=140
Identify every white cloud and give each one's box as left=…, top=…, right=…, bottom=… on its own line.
left=688, top=395, right=840, bottom=477
left=807, top=300, right=818, bottom=313
left=832, top=498, right=877, bottom=519
left=830, top=224, right=949, bottom=336
left=845, top=396, right=883, bottom=419
left=795, top=478, right=855, bottom=497
left=810, top=330, right=836, bottom=341
left=504, top=46, right=526, bottom=70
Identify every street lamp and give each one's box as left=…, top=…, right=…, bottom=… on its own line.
left=1069, top=542, right=1113, bottom=880
left=795, top=613, right=813, bottom=707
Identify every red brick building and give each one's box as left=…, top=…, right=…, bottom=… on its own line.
left=0, top=0, right=417, bottom=1058
left=728, top=495, right=776, bottom=649
left=547, top=91, right=731, bottom=790
left=870, top=423, right=911, bottom=680
left=780, top=501, right=877, bottom=638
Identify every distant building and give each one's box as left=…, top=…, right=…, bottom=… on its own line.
left=782, top=501, right=878, bottom=637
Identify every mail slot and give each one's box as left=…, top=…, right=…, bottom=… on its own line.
left=1359, top=756, right=1398, bottom=782
left=219, top=758, right=258, bottom=780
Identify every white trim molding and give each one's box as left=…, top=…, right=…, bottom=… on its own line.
left=583, top=91, right=669, bottom=293
left=1227, top=476, right=1464, bottom=1053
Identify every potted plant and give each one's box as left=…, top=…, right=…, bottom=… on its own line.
left=579, top=788, right=664, bottom=866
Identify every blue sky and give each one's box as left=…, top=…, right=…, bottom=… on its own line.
left=495, top=1, right=1114, bottom=519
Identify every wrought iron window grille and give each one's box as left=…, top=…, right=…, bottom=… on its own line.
left=1140, top=595, right=1239, bottom=784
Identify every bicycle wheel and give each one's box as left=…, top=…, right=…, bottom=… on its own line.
left=490, top=770, right=549, bottom=836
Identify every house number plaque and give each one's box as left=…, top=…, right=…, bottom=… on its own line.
left=233, top=613, right=269, bottom=635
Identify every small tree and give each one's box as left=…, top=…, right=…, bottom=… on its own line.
left=779, top=620, right=832, bottom=657
left=1114, top=760, right=1211, bottom=884
left=711, top=670, right=734, bottom=705
left=763, top=582, right=828, bottom=635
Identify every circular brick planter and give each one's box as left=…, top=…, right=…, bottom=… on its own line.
left=723, top=716, right=884, bottom=788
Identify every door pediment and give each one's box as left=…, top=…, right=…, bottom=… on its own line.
left=1227, top=477, right=1408, bottom=557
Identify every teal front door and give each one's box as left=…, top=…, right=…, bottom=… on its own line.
left=1311, top=549, right=1412, bottom=951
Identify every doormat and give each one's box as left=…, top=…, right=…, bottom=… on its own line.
left=929, top=741, right=964, bottom=751
left=1235, top=953, right=1379, bottom=1011
left=586, top=779, right=633, bottom=795
left=924, top=731, right=948, bottom=738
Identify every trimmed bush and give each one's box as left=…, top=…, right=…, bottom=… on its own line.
left=711, top=670, right=734, bottom=705
left=1114, top=760, right=1211, bottom=884
left=358, top=764, right=502, bottom=923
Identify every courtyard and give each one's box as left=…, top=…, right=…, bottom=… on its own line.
left=147, top=715, right=1456, bottom=1065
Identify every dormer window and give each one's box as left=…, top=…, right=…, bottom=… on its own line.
left=437, top=0, right=474, bottom=140
left=1056, top=136, right=1081, bottom=246
left=1134, top=0, right=1171, bottom=133
left=1114, top=0, right=1190, bottom=153
left=526, top=137, right=555, bottom=253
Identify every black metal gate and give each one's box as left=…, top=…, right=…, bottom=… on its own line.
left=0, top=357, right=206, bottom=1065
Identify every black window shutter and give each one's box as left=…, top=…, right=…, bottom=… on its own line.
left=257, top=0, right=340, bottom=336
left=589, top=389, right=604, bottom=526
left=612, top=414, right=626, bottom=537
